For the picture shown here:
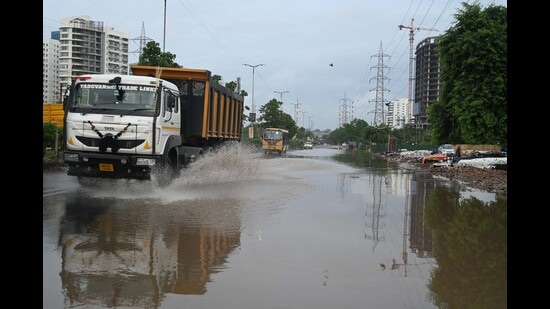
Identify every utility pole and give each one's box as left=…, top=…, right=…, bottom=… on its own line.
left=163, top=0, right=167, bottom=52
left=290, top=100, right=301, bottom=124
left=274, top=90, right=289, bottom=112
left=398, top=18, right=438, bottom=125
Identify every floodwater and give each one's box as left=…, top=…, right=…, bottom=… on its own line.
left=43, top=143, right=507, bottom=309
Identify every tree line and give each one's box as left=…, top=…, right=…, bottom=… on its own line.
left=138, top=2, right=507, bottom=148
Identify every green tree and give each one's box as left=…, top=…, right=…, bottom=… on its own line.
left=327, top=127, right=347, bottom=145
left=224, top=81, right=248, bottom=97
left=212, top=74, right=222, bottom=84
left=43, top=122, right=59, bottom=146
left=211, top=76, right=248, bottom=97
left=257, top=98, right=298, bottom=137
left=345, top=118, right=369, bottom=144
left=364, top=124, right=391, bottom=145
left=224, top=80, right=236, bottom=90
left=139, top=41, right=181, bottom=68
left=428, top=2, right=507, bottom=145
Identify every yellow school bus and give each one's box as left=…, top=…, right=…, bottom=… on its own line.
left=262, top=128, right=290, bottom=154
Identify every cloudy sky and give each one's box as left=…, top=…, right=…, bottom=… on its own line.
left=43, top=0, right=507, bottom=131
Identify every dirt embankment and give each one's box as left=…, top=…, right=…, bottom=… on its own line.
left=386, top=155, right=507, bottom=196
left=429, top=165, right=507, bottom=195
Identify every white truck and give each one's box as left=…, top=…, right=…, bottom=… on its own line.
left=63, top=66, right=244, bottom=185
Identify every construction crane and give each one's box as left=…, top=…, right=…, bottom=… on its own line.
left=398, top=18, right=438, bottom=125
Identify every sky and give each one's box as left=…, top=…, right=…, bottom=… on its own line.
left=43, top=0, right=507, bottom=131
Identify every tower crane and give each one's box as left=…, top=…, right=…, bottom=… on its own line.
left=398, top=18, right=438, bottom=125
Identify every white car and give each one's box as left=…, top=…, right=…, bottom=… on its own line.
left=438, top=144, right=455, bottom=156
left=303, top=142, right=313, bottom=150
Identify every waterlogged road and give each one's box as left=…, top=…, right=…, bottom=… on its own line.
left=43, top=144, right=507, bottom=309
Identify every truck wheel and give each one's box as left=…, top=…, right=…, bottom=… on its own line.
left=155, top=154, right=179, bottom=187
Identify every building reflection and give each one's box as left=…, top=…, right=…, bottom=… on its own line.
left=58, top=195, right=241, bottom=308
left=389, top=171, right=437, bottom=277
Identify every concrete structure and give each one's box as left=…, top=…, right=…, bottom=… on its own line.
left=413, top=36, right=441, bottom=127
left=43, top=38, right=61, bottom=103
left=49, top=16, right=129, bottom=95
left=385, top=98, right=409, bottom=129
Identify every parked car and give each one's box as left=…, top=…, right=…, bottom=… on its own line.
left=438, top=144, right=455, bottom=156
left=303, top=141, right=314, bottom=150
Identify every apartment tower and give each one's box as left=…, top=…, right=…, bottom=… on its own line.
left=57, top=16, right=129, bottom=93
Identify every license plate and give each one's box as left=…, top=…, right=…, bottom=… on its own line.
left=99, top=163, right=114, bottom=172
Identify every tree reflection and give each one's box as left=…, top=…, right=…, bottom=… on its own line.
left=425, top=185, right=507, bottom=308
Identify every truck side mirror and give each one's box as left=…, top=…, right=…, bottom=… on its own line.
left=167, top=95, right=176, bottom=110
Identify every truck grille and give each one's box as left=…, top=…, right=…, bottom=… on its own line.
left=75, top=136, right=145, bottom=149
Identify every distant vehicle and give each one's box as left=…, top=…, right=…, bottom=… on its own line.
left=438, top=144, right=455, bottom=156
left=303, top=141, right=314, bottom=150
left=262, top=128, right=290, bottom=155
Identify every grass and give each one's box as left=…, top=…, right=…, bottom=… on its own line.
left=43, top=148, right=63, bottom=163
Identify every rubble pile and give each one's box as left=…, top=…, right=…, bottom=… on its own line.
left=380, top=150, right=507, bottom=195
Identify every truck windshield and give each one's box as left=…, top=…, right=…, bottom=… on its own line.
left=71, top=83, right=158, bottom=116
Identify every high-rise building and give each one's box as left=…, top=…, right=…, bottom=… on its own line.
left=413, top=36, right=441, bottom=127
left=385, top=98, right=409, bottom=129
left=43, top=37, right=61, bottom=103
left=53, top=16, right=129, bottom=94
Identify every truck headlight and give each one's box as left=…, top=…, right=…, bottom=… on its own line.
left=136, top=158, right=156, bottom=166
left=64, top=153, right=79, bottom=162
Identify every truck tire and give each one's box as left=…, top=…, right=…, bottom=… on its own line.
left=154, top=152, right=180, bottom=187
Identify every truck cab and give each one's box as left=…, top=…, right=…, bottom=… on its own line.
left=63, top=74, right=183, bottom=184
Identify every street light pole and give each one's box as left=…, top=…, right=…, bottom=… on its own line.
left=163, top=0, right=167, bottom=52
left=243, top=63, right=264, bottom=116
left=273, top=90, right=289, bottom=112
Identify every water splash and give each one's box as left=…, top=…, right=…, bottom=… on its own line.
left=78, top=142, right=312, bottom=206
left=170, top=142, right=262, bottom=187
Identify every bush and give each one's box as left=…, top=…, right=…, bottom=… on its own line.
left=43, top=123, right=58, bottom=146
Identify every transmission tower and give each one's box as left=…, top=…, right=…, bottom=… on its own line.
left=398, top=18, right=438, bottom=124
left=369, top=41, right=391, bottom=126
left=290, top=100, right=301, bottom=124
left=338, top=93, right=353, bottom=127
left=131, top=22, right=153, bottom=63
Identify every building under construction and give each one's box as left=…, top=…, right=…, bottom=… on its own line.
left=413, top=36, right=441, bottom=127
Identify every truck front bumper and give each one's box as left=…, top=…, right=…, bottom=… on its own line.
left=64, top=151, right=158, bottom=180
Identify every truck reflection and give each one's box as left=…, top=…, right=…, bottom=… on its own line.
left=58, top=195, right=241, bottom=308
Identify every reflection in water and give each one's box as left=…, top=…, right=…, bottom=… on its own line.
left=58, top=194, right=241, bottom=308
left=424, top=183, right=507, bottom=308
left=410, top=171, right=435, bottom=258
left=363, top=173, right=386, bottom=250
left=334, top=150, right=506, bottom=307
